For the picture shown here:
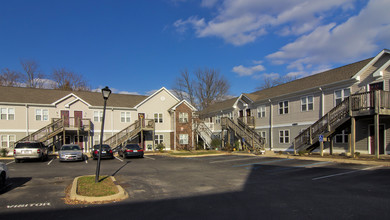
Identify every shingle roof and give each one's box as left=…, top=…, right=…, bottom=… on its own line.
left=0, top=86, right=148, bottom=108
left=201, top=57, right=373, bottom=114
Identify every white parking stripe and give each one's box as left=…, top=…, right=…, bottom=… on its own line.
left=6, top=161, right=14, bottom=165
left=115, top=156, right=123, bottom=162
left=312, top=165, right=383, bottom=181
left=144, top=156, right=155, bottom=160
left=47, top=158, right=54, bottom=165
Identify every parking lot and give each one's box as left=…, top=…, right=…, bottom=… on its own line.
left=1, top=154, right=389, bottom=219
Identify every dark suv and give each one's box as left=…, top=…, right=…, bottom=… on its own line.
left=14, top=141, right=48, bottom=163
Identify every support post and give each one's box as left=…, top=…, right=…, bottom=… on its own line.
left=351, top=117, right=356, bottom=157
left=329, top=136, right=334, bottom=155
left=320, top=141, right=324, bottom=157
left=375, top=113, right=380, bottom=159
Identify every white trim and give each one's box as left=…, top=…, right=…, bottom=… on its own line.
left=51, top=93, right=91, bottom=107
left=255, top=121, right=316, bottom=129
left=155, top=130, right=174, bottom=133
left=135, top=87, right=179, bottom=108
left=64, top=97, right=91, bottom=108
left=170, top=100, right=197, bottom=111
left=353, top=49, right=390, bottom=80
left=373, top=59, right=390, bottom=78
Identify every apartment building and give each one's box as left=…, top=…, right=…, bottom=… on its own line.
left=200, top=49, right=390, bottom=155
left=0, top=86, right=196, bottom=153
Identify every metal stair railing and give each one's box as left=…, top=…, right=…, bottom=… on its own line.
left=194, top=121, right=213, bottom=148
left=221, top=117, right=265, bottom=152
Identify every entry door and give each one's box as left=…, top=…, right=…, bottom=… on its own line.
left=75, top=136, right=84, bottom=149
left=369, top=125, right=385, bottom=155
left=61, top=110, right=70, bottom=127
left=74, top=111, right=83, bottom=128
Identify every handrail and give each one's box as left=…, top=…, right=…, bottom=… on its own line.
left=194, top=121, right=213, bottom=148
left=17, top=118, right=65, bottom=143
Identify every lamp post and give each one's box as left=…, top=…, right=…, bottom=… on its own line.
left=95, top=86, right=111, bottom=183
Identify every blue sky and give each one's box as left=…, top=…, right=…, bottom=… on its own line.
left=1, top=0, right=389, bottom=96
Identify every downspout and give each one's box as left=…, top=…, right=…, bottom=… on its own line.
left=319, top=87, right=324, bottom=117
left=269, top=99, right=273, bottom=151
left=25, top=104, right=29, bottom=136
left=174, top=111, right=176, bottom=151
left=111, top=108, right=114, bottom=136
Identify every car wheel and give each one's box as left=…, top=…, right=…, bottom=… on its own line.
left=0, top=172, right=5, bottom=187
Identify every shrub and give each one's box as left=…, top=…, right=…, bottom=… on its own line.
left=225, top=142, right=233, bottom=152
left=156, top=143, right=165, bottom=152
left=0, top=148, right=9, bottom=157
left=211, top=139, right=221, bottom=149
left=354, top=152, right=361, bottom=158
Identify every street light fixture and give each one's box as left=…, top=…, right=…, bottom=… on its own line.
left=95, top=86, right=111, bottom=183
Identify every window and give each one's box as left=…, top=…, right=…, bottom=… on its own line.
left=1, top=134, right=15, bottom=148
left=335, top=88, right=350, bottom=106
left=215, top=115, right=221, bottom=124
left=121, top=112, right=131, bottom=123
left=228, top=112, right=233, bottom=119
left=257, top=106, right=266, bottom=118
left=155, top=134, right=164, bottom=145
left=1, top=107, right=15, bottom=120
left=259, top=131, right=266, bottom=143
left=94, top=111, right=103, bottom=122
left=278, top=101, right=289, bottom=114
left=154, top=113, right=163, bottom=123
left=335, top=130, right=348, bottom=143
left=179, top=112, right=188, bottom=123
left=35, top=109, right=49, bottom=121
left=179, top=134, right=189, bottom=145
left=279, top=130, right=290, bottom=144
left=301, top=96, right=314, bottom=111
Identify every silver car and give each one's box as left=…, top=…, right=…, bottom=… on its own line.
left=59, top=144, right=84, bottom=162
left=14, top=141, right=48, bottom=163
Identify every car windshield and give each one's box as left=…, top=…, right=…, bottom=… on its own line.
left=15, top=143, right=42, bottom=148
left=61, top=145, right=81, bottom=151
left=93, top=145, right=110, bottom=150
left=125, top=145, right=141, bottom=150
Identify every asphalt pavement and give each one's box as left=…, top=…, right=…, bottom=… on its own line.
left=0, top=154, right=389, bottom=219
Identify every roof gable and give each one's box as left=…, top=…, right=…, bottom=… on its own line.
left=135, top=87, right=179, bottom=108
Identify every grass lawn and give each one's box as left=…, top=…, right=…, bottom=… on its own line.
left=77, top=176, right=119, bottom=197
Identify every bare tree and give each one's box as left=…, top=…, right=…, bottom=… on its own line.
left=51, top=68, right=90, bottom=91
left=172, top=67, right=230, bottom=110
left=20, top=59, right=45, bottom=88
left=256, top=75, right=297, bottom=91
left=0, top=68, right=22, bottom=86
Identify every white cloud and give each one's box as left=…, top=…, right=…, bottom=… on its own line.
left=174, top=0, right=356, bottom=45
left=267, top=0, right=390, bottom=71
left=232, top=64, right=265, bottom=76
left=94, top=86, right=140, bottom=95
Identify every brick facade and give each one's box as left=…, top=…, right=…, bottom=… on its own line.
left=175, top=103, right=193, bottom=150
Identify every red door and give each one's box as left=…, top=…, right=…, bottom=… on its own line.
left=369, top=125, right=384, bottom=155
left=61, top=110, right=69, bottom=127
left=74, top=111, right=83, bottom=128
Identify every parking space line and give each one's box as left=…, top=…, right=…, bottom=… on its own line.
left=210, top=157, right=259, bottom=164
left=144, top=156, right=155, bottom=160
left=115, top=156, right=124, bottom=162
left=312, top=165, right=383, bottom=181
left=6, top=161, right=14, bottom=165
left=85, top=159, right=88, bottom=164
left=233, top=158, right=292, bottom=168
left=47, top=158, right=55, bottom=165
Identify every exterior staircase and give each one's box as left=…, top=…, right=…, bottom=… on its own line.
left=221, top=117, right=265, bottom=153
left=294, top=90, right=390, bottom=153
left=103, top=119, right=154, bottom=150
left=193, top=121, right=213, bottom=148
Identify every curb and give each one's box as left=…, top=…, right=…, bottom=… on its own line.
left=69, top=175, right=128, bottom=203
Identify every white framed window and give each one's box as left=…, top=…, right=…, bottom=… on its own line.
left=301, top=96, right=314, bottom=112
left=120, top=112, right=131, bottom=123
left=155, top=134, right=164, bottom=145
left=215, top=115, right=221, bottom=124
left=1, top=107, right=15, bottom=120
left=278, top=101, right=289, bottom=114
left=259, top=131, right=266, bottom=143
left=1, top=134, right=16, bottom=148
left=179, top=134, right=189, bottom=145
left=335, top=130, right=348, bottom=143
left=335, top=88, right=350, bottom=106
left=154, top=113, right=163, bottom=123
left=257, top=105, right=266, bottom=118
left=228, top=112, right=233, bottom=119
left=35, top=109, right=49, bottom=121
left=94, top=111, right=103, bottom=122
left=279, top=130, right=290, bottom=144
left=179, top=112, right=188, bottom=123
